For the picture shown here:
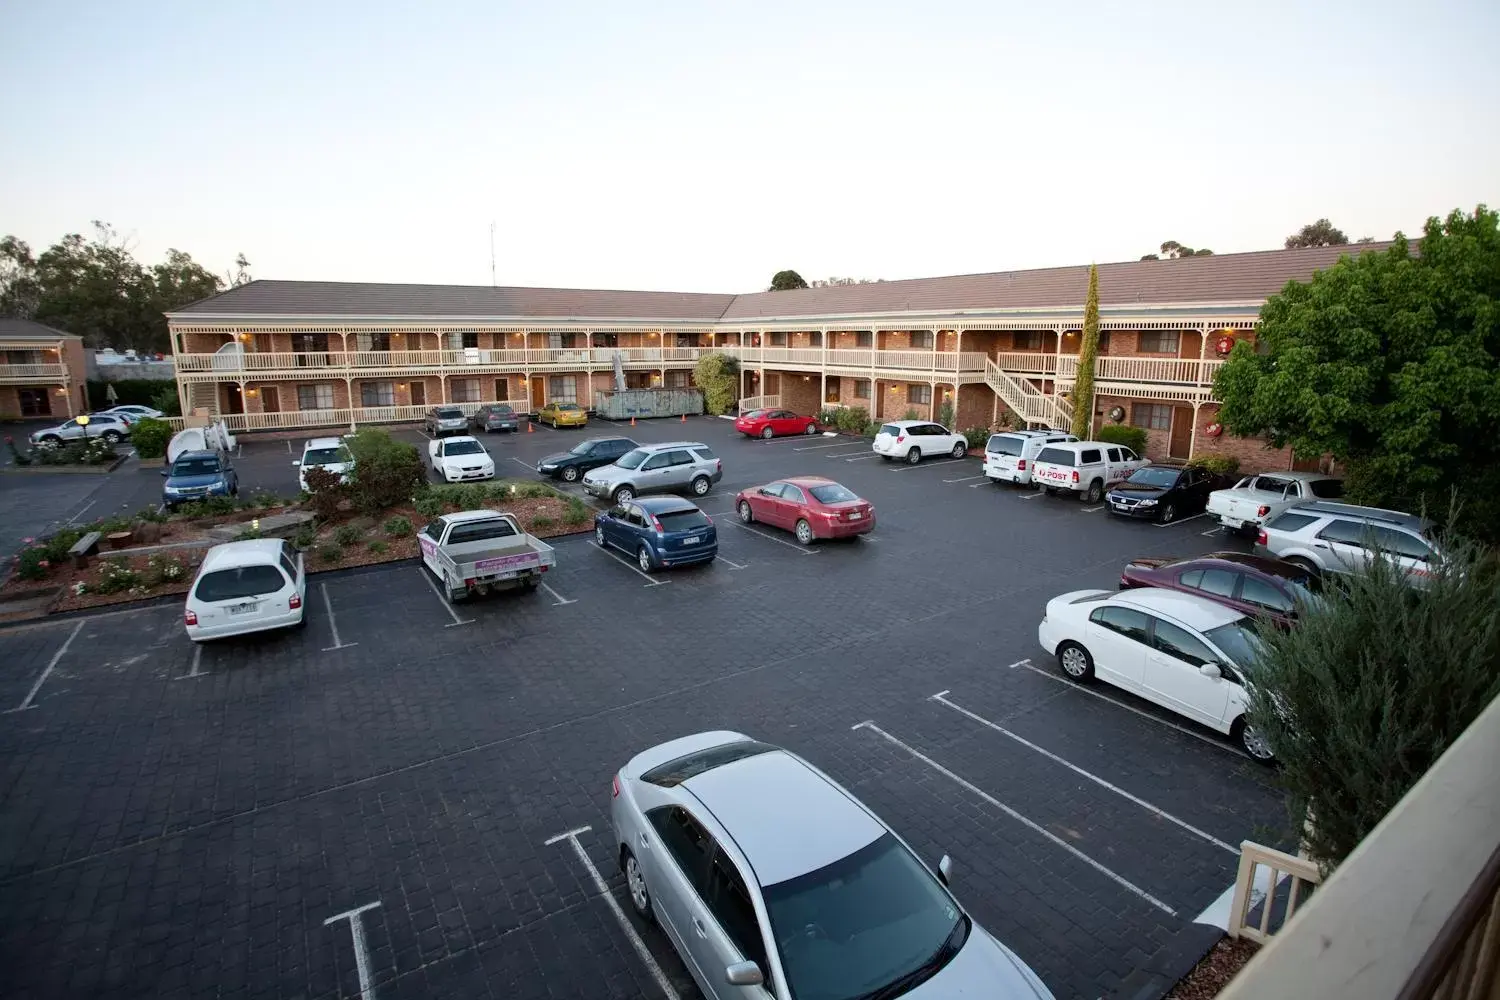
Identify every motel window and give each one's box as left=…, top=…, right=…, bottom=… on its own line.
left=547, top=333, right=582, bottom=350
left=297, top=384, right=335, bottom=411
left=854, top=381, right=871, bottom=399
left=769, top=332, right=786, bottom=347
left=856, top=332, right=872, bottom=348
left=360, top=381, right=395, bottom=407
left=666, top=370, right=690, bottom=388
left=1138, top=330, right=1182, bottom=354
left=549, top=375, right=578, bottom=403
left=4, top=350, right=45, bottom=365
left=1014, top=331, right=1046, bottom=351
left=1131, top=403, right=1172, bottom=431
left=445, top=331, right=480, bottom=350
left=451, top=378, right=481, bottom=403
left=907, top=384, right=932, bottom=406
left=910, top=331, right=934, bottom=350
left=355, top=332, right=391, bottom=352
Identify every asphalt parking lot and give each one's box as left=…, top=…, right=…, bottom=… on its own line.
left=0, top=414, right=1283, bottom=1000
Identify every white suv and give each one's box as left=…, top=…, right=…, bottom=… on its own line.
left=872, top=420, right=969, bottom=464
left=984, top=429, right=1078, bottom=486
left=294, top=437, right=354, bottom=493
left=1031, top=441, right=1148, bottom=503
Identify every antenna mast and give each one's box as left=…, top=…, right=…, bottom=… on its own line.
left=489, top=222, right=496, bottom=287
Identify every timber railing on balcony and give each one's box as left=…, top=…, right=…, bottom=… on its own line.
left=1054, top=355, right=1224, bottom=386
left=181, top=398, right=537, bottom=433
left=0, top=362, right=69, bottom=382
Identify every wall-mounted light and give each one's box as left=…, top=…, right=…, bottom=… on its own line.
left=397, top=382, right=408, bottom=391
left=238, top=333, right=250, bottom=341
left=55, top=387, right=68, bottom=395
left=246, top=388, right=259, bottom=397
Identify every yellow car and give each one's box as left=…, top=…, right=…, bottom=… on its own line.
left=538, top=401, right=588, bottom=428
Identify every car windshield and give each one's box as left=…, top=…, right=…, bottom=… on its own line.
left=193, top=565, right=287, bottom=602
left=171, top=457, right=221, bottom=476
left=985, top=435, right=1024, bottom=456
left=615, top=449, right=647, bottom=470
left=435, top=408, right=463, bottom=418
left=1205, top=621, right=1262, bottom=668
left=445, top=440, right=485, bottom=456
left=555, top=403, right=581, bottom=411
left=303, top=447, right=351, bottom=466
left=569, top=441, right=599, bottom=456
left=656, top=510, right=711, bottom=532
left=809, top=484, right=859, bottom=504
left=763, top=833, right=965, bottom=1000
left=1125, top=468, right=1180, bottom=488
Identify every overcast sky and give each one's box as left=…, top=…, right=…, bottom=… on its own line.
left=2, top=0, right=1495, bottom=294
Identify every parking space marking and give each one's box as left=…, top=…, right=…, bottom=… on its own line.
left=546, top=825, right=679, bottom=1000
left=66, top=499, right=97, bottom=524
left=417, top=569, right=475, bottom=626
left=5, top=620, right=84, bottom=712
left=539, top=580, right=578, bottom=606
left=942, top=474, right=989, bottom=483
left=1200, top=524, right=1226, bottom=536
left=1015, top=660, right=1252, bottom=760
left=174, top=644, right=205, bottom=681
left=1008, top=658, right=1032, bottom=669
left=853, top=721, right=1176, bottom=915
left=825, top=449, right=872, bottom=458
left=1156, top=512, right=1209, bottom=528
left=930, top=691, right=1238, bottom=854
left=286, top=440, right=293, bottom=453
left=1018, top=491, right=1046, bottom=499
left=968, top=480, right=997, bottom=488
left=844, top=454, right=880, bottom=462
left=888, top=459, right=968, bottom=472
left=323, top=901, right=382, bottom=1000
left=713, top=554, right=748, bottom=569
left=794, top=441, right=860, bottom=451
left=509, top=457, right=538, bottom=473
left=595, top=544, right=670, bottom=586
left=320, top=582, right=358, bottom=651
left=1081, top=505, right=1105, bottom=512
left=724, top=519, right=818, bottom=554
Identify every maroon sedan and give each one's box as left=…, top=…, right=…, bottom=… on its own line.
left=1119, top=551, right=1320, bottom=626
left=735, top=477, right=874, bottom=544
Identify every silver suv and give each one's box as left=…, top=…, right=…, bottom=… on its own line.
left=582, top=441, right=722, bottom=503
left=1256, top=501, right=1439, bottom=579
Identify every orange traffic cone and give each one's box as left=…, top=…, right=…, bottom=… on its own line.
left=527, top=422, right=534, bottom=433
left=680, top=413, right=686, bottom=423
left=631, top=416, right=637, bottom=427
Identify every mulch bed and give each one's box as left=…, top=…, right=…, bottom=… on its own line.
left=1166, top=937, right=1261, bottom=999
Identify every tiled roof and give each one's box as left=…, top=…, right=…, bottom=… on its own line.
left=170, top=243, right=1393, bottom=323
left=0, top=318, right=82, bottom=341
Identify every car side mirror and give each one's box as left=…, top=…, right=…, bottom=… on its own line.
left=1199, top=662, right=1222, bottom=680
left=724, top=961, right=764, bottom=987
left=159, top=470, right=168, bottom=477
left=938, top=855, right=953, bottom=885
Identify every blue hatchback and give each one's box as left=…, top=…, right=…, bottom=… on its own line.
left=162, top=449, right=238, bottom=510
left=594, top=496, right=717, bottom=573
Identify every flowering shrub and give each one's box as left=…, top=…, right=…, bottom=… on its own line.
left=15, top=546, right=49, bottom=581
left=145, top=555, right=186, bottom=587
left=72, top=581, right=88, bottom=596
left=93, top=559, right=141, bottom=595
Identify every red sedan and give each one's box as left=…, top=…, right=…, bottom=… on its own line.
left=735, top=477, right=874, bottom=544
left=735, top=408, right=821, bottom=439
left=1119, top=551, right=1320, bottom=628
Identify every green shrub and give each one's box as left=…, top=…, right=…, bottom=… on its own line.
left=368, top=539, right=389, bottom=555
left=564, top=497, right=590, bottom=525
left=413, top=495, right=444, bottom=518
left=833, top=407, right=869, bottom=433
left=291, top=526, right=317, bottom=551
left=251, top=490, right=284, bottom=509
left=902, top=407, right=920, bottom=421
left=14, top=546, right=51, bottom=581
left=128, top=417, right=174, bottom=459
left=173, top=497, right=237, bottom=519
left=233, top=526, right=262, bottom=541
left=818, top=407, right=841, bottom=426
left=693, top=352, right=740, bottom=415
left=93, top=558, right=141, bottom=594
left=34, top=438, right=116, bottom=466
left=937, top=399, right=955, bottom=430
left=383, top=515, right=413, bottom=537
left=1097, top=424, right=1148, bottom=455
left=333, top=524, right=362, bottom=547
left=1186, top=454, right=1241, bottom=478
left=133, top=505, right=167, bottom=524
left=316, top=544, right=343, bottom=564
left=96, top=514, right=134, bottom=535
left=144, top=554, right=187, bottom=587
left=531, top=515, right=557, bottom=530
left=862, top=421, right=880, bottom=437
left=40, top=528, right=84, bottom=563
left=301, top=465, right=348, bottom=521
left=515, top=482, right=554, bottom=499
left=345, top=428, right=424, bottom=516
left=963, top=427, right=990, bottom=449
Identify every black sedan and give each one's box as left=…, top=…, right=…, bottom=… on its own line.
left=535, top=435, right=638, bottom=483
left=1105, top=464, right=1214, bottom=523
left=472, top=404, right=521, bottom=433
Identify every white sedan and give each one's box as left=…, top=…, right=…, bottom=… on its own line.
left=100, top=404, right=165, bottom=422
left=185, top=539, right=306, bottom=642
left=428, top=435, right=495, bottom=482
left=1036, top=587, right=1274, bottom=762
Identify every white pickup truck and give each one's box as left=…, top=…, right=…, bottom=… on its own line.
left=1205, top=471, right=1345, bottom=534
left=418, top=510, right=557, bottom=602
left=428, top=435, right=495, bottom=482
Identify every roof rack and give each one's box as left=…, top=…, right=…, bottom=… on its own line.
left=1294, top=500, right=1421, bottom=525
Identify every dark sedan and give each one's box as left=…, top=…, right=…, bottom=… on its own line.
left=1120, top=551, right=1320, bottom=626
left=535, top=435, right=638, bottom=483
left=1106, top=465, right=1214, bottom=523
left=472, top=404, right=520, bottom=433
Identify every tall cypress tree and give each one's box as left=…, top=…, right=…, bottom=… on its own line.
left=1070, top=264, right=1100, bottom=438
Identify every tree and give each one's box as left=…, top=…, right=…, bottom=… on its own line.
left=1140, top=240, right=1213, bottom=261
left=1213, top=206, right=1500, bottom=540
left=768, top=270, right=808, bottom=291
left=808, top=276, right=884, bottom=287
left=1244, top=538, right=1500, bottom=872
left=1070, top=264, right=1101, bottom=439
left=227, top=253, right=253, bottom=287
left=1284, top=218, right=1349, bottom=249
left=0, top=236, right=40, bottom=317
left=693, top=351, right=740, bottom=415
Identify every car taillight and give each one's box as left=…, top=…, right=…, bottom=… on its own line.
left=896, top=434, right=905, bottom=444
left=612, top=774, right=620, bottom=797
left=715, top=459, right=721, bottom=472
left=1257, top=504, right=1270, bottom=517
left=1071, top=470, right=1080, bottom=483
left=1016, top=459, right=1027, bottom=470
left=288, top=593, right=302, bottom=610
left=649, top=515, right=665, bottom=533
left=184, top=609, right=197, bottom=626
left=1257, top=529, right=1268, bottom=546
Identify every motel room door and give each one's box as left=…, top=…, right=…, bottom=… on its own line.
left=1169, top=406, right=1194, bottom=460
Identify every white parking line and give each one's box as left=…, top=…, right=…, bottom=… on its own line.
left=5, top=621, right=84, bottom=712
left=539, top=580, right=577, bottom=606
left=509, top=457, right=537, bottom=473
left=323, top=901, right=382, bottom=1000
left=1081, top=505, right=1105, bottom=512
left=545, top=826, right=679, bottom=1000
left=285, top=440, right=293, bottom=454
left=416, top=429, right=431, bottom=440
left=1018, top=491, right=1046, bottom=500
left=888, top=459, right=968, bottom=472
left=66, top=499, right=97, bottom=524
left=930, top=691, right=1238, bottom=854
left=724, top=519, right=819, bottom=554
left=943, top=474, right=988, bottom=484
left=714, top=554, right=747, bottom=569
left=320, top=582, right=358, bottom=651
left=417, top=569, right=474, bottom=626
left=825, top=449, right=872, bottom=458
left=1015, top=660, right=1252, bottom=760
left=968, top=480, right=997, bottom=488
left=1201, top=525, right=1226, bottom=537
left=853, top=721, right=1176, bottom=916
left=844, top=455, right=880, bottom=462
left=596, top=544, right=669, bottom=586
left=1156, top=512, right=1209, bottom=528
left=174, top=643, right=205, bottom=682
left=794, top=441, right=858, bottom=451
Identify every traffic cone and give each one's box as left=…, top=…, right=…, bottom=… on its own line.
left=631, top=416, right=637, bottom=427
left=527, top=422, right=534, bottom=433
left=680, top=413, right=686, bottom=423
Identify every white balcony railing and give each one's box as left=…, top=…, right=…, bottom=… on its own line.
left=991, top=352, right=1058, bottom=375
left=174, top=348, right=715, bottom=375
left=1054, top=355, right=1224, bottom=386
left=201, top=398, right=537, bottom=433
left=0, top=363, right=68, bottom=381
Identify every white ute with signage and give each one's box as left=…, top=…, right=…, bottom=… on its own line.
left=418, top=510, right=557, bottom=602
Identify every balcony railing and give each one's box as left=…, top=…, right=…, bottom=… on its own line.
left=1055, top=355, right=1224, bottom=386
left=193, top=398, right=537, bottom=433
left=0, top=363, right=68, bottom=381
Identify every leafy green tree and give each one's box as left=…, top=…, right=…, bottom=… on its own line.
left=1213, top=206, right=1500, bottom=540
left=127, top=418, right=174, bottom=459
left=768, top=269, right=808, bottom=291
left=1070, top=265, right=1101, bottom=439
left=1284, top=218, right=1349, bottom=248
left=1140, top=240, right=1213, bottom=261
left=1244, top=538, right=1500, bottom=872
left=693, top=351, right=741, bottom=415
left=0, top=236, right=40, bottom=317
left=345, top=428, right=424, bottom=515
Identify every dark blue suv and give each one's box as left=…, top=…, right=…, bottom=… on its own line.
left=162, top=449, right=238, bottom=510
left=594, top=496, right=717, bottom=573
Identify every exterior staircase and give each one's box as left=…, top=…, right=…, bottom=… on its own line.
left=984, top=359, right=1072, bottom=430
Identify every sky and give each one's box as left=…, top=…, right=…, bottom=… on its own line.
left=2, top=0, right=1496, bottom=294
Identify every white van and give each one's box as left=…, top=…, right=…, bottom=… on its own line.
left=984, top=429, right=1078, bottom=486
left=1031, top=441, right=1148, bottom=503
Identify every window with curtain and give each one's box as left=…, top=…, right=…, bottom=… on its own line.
left=450, top=378, right=480, bottom=402
left=769, top=332, right=786, bottom=346
left=355, top=332, right=391, bottom=352
left=549, top=375, right=577, bottom=402
left=297, top=384, right=334, bottom=410
left=360, top=381, right=395, bottom=406
left=854, top=381, right=871, bottom=399
left=1131, top=403, right=1172, bottom=430
left=446, top=331, right=479, bottom=350
left=1138, top=330, right=1182, bottom=353
left=1014, top=331, right=1046, bottom=351
left=910, top=331, right=934, bottom=350
left=856, top=331, right=872, bottom=348
left=907, top=384, right=932, bottom=405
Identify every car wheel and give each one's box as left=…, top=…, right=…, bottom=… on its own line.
left=761, top=426, right=774, bottom=439
left=906, top=448, right=921, bottom=465
left=1234, top=717, right=1277, bottom=765
left=623, top=849, right=654, bottom=922
left=102, top=431, right=121, bottom=444
left=950, top=442, right=966, bottom=459
left=690, top=475, right=711, bottom=497
left=1057, top=641, right=1095, bottom=682
left=613, top=486, right=635, bottom=504
left=36, top=435, right=60, bottom=449
left=738, top=500, right=753, bottom=523
left=637, top=545, right=654, bottom=573
left=1284, top=556, right=1320, bottom=578
left=562, top=466, right=580, bottom=483
left=1159, top=502, right=1177, bottom=524
left=795, top=519, right=814, bottom=545
left=804, top=422, right=818, bottom=435
left=595, top=525, right=606, bottom=547
left=1085, top=480, right=1104, bottom=504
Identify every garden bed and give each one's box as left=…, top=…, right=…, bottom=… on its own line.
left=1166, top=937, right=1260, bottom=999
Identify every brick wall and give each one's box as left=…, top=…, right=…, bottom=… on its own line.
left=1193, top=402, right=1294, bottom=474
left=873, top=379, right=937, bottom=420
left=955, top=384, right=993, bottom=431
left=830, top=331, right=873, bottom=349
left=778, top=372, right=821, bottom=415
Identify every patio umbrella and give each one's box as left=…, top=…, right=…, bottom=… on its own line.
left=104, top=383, right=118, bottom=405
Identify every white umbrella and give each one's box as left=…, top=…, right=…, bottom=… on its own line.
left=104, top=383, right=118, bottom=405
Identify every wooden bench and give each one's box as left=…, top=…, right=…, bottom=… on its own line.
left=68, top=531, right=102, bottom=569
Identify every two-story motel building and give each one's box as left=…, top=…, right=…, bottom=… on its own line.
left=164, top=243, right=1382, bottom=468
left=0, top=319, right=89, bottom=421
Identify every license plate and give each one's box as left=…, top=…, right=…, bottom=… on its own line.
left=847, top=512, right=863, bottom=520
left=682, top=536, right=700, bottom=545
left=228, top=602, right=258, bottom=615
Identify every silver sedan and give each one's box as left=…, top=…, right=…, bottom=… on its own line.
left=611, top=731, right=1055, bottom=1000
